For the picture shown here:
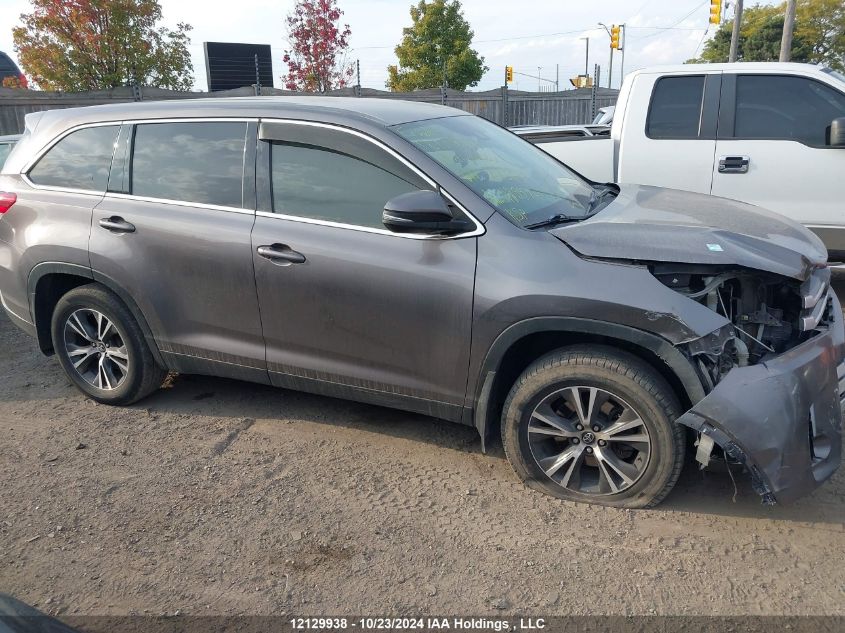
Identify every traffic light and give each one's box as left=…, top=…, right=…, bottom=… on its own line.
left=610, top=25, right=621, bottom=50
left=505, top=66, right=513, bottom=83
left=709, top=0, right=721, bottom=25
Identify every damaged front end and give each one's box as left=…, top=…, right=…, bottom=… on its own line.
left=652, top=264, right=845, bottom=504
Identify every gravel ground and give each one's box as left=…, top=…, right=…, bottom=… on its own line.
left=1, top=299, right=844, bottom=619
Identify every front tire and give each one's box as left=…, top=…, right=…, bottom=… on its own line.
left=501, top=345, right=685, bottom=508
left=51, top=284, right=166, bottom=405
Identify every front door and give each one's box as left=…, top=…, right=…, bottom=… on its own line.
left=251, top=121, right=478, bottom=421
left=710, top=73, right=845, bottom=252
left=89, top=120, right=267, bottom=381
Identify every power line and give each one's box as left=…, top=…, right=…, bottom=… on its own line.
left=628, top=1, right=709, bottom=40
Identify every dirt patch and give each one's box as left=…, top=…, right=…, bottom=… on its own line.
left=1, top=307, right=844, bottom=618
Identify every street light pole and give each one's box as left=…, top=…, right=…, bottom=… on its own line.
left=620, top=24, right=626, bottom=87
left=598, top=22, right=613, bottom=89
left=581, top=37, right=590, bottom=77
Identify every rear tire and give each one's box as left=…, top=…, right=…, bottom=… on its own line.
left=51, top=284, right=166, bottom=405
left=501, top=345, right=685, bottom=508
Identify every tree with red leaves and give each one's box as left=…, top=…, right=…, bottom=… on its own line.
left=282, top=0, right=354, bottom=92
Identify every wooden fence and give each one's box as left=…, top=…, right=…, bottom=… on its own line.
left=0, top=85, right=618, bottom=135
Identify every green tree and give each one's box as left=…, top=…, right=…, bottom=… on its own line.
left=745, top=14, right=813, bottom=61
left=688, top=0, right=844, bottom=70
left=387, top=0, right=487, bottom=91
left=12, top=0, right=194, bottom=91
left=796, top=0, right=845, bottom=71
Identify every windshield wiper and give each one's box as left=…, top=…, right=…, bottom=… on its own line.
left=523, top=214, right=584, bottom=230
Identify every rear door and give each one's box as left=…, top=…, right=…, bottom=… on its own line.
left=711, top=73, right=845, bottom=252
left=250, top=121, right=479, bottom=420
left=618, top=72, right=721, bottom=194
left=89, top=119, right=267, bottom=381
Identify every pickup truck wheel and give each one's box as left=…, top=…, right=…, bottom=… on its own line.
left=51, top=284, right=166, bottom=406
left=501, top=346, right=685, bottom=508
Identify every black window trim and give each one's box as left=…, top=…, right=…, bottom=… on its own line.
left=645, top=73, right=717, bottom=141
left=718, top=72, right=845, bottom=149
left=255, top=118, right=485, bottom=240
left=21, top=121, right=122, bottom=196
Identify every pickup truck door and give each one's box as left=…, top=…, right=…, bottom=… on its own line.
left=710, top=73, right=845, bottom=252
left=617, top=72, right=721, bottom=194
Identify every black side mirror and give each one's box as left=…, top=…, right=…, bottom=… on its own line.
left=830, top=118, right=845, bottom=147
left=383, top=190, right=469, bottom=235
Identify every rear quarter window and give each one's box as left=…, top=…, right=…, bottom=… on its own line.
left=28, top=125, right=120, bottom=192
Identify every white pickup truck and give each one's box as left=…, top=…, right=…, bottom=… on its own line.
left=516, top=63, right=845, bottom=255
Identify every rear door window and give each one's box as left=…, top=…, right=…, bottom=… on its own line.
left=647, top=76, right=705, bottom=139
left=28, top=125, right=119, bottom=191
left=732, top=75, right=845, bottom=146
left=130, top=121, right=247, bottom=207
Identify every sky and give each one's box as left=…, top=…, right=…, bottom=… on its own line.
left=0, top=0, right=782, bottom=92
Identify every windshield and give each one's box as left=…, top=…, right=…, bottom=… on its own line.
left=392, top=115, right=598, bottom=227
left=822, top=67, right=845, bottom=86
left=591, top=107, right=614, bottom=125
left=0, top=144, right=12, bottom=168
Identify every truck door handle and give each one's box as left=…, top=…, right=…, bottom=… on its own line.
left=257, top=244, right=306, bottom=265
left=718, top=155, right=750, bottom=174
left=98, top=217, right=136, bottom=233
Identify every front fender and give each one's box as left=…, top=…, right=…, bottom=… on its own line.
left=471, top=316, right=707, bottom=450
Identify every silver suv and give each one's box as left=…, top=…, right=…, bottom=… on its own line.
left=0, top=98, right=842, bottom=507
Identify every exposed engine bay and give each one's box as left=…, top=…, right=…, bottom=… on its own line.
left=650, top=263, right=833, bottom=391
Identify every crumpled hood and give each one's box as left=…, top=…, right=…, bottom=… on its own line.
left=550, top=184, right=827, bottom=281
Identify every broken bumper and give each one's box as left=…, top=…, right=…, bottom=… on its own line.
left=677, top=292, right=845, bottom=504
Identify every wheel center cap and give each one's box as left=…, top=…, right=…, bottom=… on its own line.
left=581, top=432, right=596, bottom=445
left=95, top=342, right=106, bottom=352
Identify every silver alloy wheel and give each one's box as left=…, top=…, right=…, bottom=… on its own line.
left=63, top=309, right=130, bottom=391
left=527, top=386, right=651, bottom=495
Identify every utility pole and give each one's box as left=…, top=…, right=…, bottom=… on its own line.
left=254, top=54, right=261, bottom=96
left=729, top=0, right=743, bottom=63
left=356, top=59, right=361, bottom=96
left=556, top=63, right=559, bottom=92
left=537, top=66, right=541, bottom=92
left=780, top=0, right=797, bottom=62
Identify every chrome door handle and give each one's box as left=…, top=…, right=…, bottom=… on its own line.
left=718, top=155, right=750, bottom=174
left=99, top=217, right=136, bottom=233
left=257, top=244, right=306, bottom=265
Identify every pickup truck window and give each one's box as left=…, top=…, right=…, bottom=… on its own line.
left=393, top=115, right=595, bottom=227
left=733, top=75, right=845, bottom=146
left=646, top=76, right=705, bottom=140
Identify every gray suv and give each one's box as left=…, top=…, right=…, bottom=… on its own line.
left=0, top=98, right=842, bottom=508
